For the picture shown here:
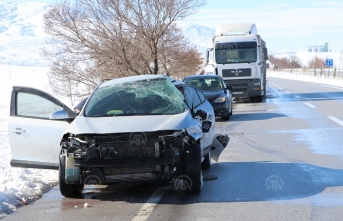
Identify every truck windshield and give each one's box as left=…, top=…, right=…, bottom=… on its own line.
left=215, top=41, right=257, bottom=64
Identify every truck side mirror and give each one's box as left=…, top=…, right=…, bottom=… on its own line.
left=205, top=48, right=213, bottom=65
left=264, top=48, right=268, bottom=60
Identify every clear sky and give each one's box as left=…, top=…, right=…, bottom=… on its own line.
left=9, top=0, right=343, bottom=53
left=185, top=0, right=343, bottom=53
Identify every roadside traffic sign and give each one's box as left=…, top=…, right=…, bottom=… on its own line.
left=326, top=59, right=333, bottom=66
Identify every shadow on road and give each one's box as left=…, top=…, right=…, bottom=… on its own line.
left=58, top=161, right=343, bottom=206
left=161, top=161, right=343, bottom=204
left=228, top=112, right=287, bottom=121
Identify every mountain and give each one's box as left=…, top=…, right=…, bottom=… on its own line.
left=0, top=1, right=216, bottom=67
left=177, top=22, right=214, bottom=54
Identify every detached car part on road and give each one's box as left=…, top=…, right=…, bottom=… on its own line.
left=8, top=75, right=229, bottom=197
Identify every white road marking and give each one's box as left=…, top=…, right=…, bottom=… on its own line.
left=131, top=190, right=165, bottom=221
left=294, top=95, right=301, bottom=99
left=310, top=82, right=343, bottom=90
left=278, top=87, right=283, bottom=90
left=328, top=116, right=343, bottom=127
left=285, top=91, right=290, bottom=93
left=296, top=97, right=343, bottom=101
left=305, top=103, right=316, bottom=108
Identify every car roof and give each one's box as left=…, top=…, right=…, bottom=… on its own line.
left=100, top=75, right=166, bottom=88
left=183, top=75, right=223, bottom=80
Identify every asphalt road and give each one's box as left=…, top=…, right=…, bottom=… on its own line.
left=4, top=76, right=343, bottom=221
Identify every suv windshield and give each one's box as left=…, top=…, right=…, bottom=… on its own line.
left=84, top=78, right=185, bottom=117
left=215, top=41, right=257, bottom=64
left=184, top=78, right=223, bottom=91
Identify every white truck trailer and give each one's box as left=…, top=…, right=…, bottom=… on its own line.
left=204, top=23, right=268, bottom=102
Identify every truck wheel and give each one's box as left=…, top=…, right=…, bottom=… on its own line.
left=263, top=87, right=266, bottom=97
left=257, top=96, right=263, bottom=102
left=59, top=155, right=83, bottom=198
left=183, top=144, right=203, bottom=194
left=201, top=151, right=211, bottom=170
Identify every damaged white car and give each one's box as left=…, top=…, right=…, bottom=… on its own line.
left=8, top=75, right=229, bottom=197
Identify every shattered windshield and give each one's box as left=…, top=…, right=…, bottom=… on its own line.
left=215, top=41, right=257, bottom=64
left=84, top=77, right=186, bottom=117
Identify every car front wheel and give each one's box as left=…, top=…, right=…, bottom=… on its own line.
left=183, top=144, right=203, bottom=194
left=222, top=111, right=230, bottom=121
left=201, top=151, right=211, bottom=170
left=59, top=155, right=84, bottom=198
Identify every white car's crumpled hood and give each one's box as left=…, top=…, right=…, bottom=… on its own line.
left=66, top=110, right=202, bottom=135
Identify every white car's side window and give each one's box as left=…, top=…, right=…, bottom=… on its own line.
left=196, top=89, right=206, bottom=103
left=184, top=86, right=202, bottom=108
left=17, top=92, right=63, bottom=118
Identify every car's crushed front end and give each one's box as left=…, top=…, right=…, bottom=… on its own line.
left=61, top=128, right=200, bottom=185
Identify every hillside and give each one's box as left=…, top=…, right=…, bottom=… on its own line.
left=0, top=2, right=215, bottom=67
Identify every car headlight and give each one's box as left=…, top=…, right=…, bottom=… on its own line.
left=214, top=96, right=226, bottom=103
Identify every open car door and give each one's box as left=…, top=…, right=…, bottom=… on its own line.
left=8, top=86, right=76, bottom=170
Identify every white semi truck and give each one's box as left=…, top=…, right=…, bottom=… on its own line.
left=204, top=23, right=268, bottom=102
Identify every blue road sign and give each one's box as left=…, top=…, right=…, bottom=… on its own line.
left=326, top=59, right=333, bottom=66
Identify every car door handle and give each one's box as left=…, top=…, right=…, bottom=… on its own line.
left=11, top=128, right=26, bottom=135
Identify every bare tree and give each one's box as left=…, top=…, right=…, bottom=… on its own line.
left=289, top=55, right=301, bottom=72
left=308, top=56, right=325, bottom=69
left=43, top=0, right=205, bottom=99
left=268, top=54, right=302, bottom=71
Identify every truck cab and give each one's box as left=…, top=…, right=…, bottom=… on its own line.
left=205, top=23, right=268, bottom=102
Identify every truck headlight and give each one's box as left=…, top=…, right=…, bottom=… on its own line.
left=214, top=96, right=226, bottom=103
left=253, top=82, right=261, bottom=85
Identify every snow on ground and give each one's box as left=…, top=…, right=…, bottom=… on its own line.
left=268, top=70, right=343, bottom=88
left=272, top=52, right=343, bottom=70
left=0, top=65, right=72, bottom=219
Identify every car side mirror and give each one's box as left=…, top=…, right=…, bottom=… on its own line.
left=50, top=109, right=70, bottom=120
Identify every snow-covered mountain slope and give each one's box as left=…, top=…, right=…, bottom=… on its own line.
left=0, top=2, right=215, bottom=67
left=177, top=21, right=214, bottom=54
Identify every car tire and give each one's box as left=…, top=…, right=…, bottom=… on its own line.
left=201, top=151, right=211, bottom=170
left=59, top=155, right=83, bottom=198
left=222, top=111, right=230, bottom=121
left=183, top=144, right=203, bottom=194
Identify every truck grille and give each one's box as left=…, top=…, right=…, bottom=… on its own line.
left=223, top=68, right=251, bottom=77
